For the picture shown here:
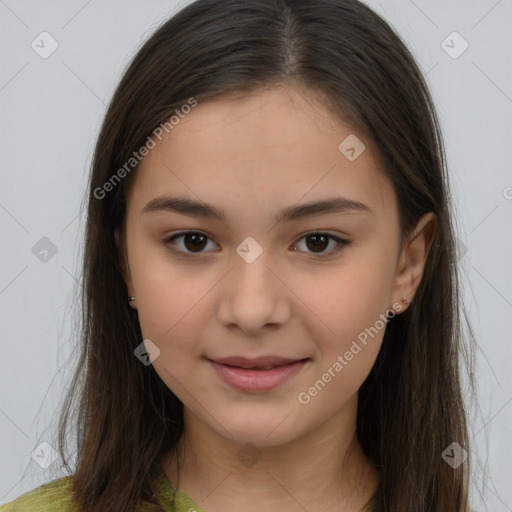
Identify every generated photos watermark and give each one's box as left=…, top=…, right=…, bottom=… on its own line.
left=93, top=97, right=198, bottom=200
left=297, top=301, right=406, bottom=405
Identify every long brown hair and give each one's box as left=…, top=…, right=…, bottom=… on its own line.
left=53, top=0, right=475, bottom=510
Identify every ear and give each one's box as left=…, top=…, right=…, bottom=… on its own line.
left=391, top=212, right=436, bottom=313
left=114, top=227, right=137, bottom=310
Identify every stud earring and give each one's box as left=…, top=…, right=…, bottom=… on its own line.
left=128, top=296, right=136, bottom=302
left=401, top=297, right=409, bottom=307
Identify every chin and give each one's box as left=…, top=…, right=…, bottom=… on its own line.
left=212, top=409, right=304, bottom=449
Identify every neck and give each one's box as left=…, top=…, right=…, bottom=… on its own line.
left=160, top=396, right=380, bottom=512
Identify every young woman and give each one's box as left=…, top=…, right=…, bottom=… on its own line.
left=1, top=0, right=474, bottom=510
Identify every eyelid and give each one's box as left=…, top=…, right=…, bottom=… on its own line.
left=162, top=230, right=350, bottom=258
left=163, top=230, right=219, bottom=257
left=293, top=232, right=349, bottom=259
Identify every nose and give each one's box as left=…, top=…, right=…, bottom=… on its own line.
left=216, top=248, right=291, bottom=336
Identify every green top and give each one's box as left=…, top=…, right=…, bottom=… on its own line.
left=0, top=471, right=373, bottom=511
left=0, top=471, right=202, bottom=512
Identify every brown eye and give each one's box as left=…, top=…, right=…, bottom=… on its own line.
left=305, top=234, right=329, bottom=253
left=163, top=231, right=218, bottom=255
left=163, top=231, right=349, bottom=259
left=293, top=232, right=349, bottom=258
left=181, top=233, right=208, bottom=252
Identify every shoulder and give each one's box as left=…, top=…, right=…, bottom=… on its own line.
left=0, top=476, right=77, bottom=512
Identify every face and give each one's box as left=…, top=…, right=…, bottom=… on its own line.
left=120, top=84, right=428, bottom=448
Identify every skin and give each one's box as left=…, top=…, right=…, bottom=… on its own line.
left=118, top=83, right=435, bottom=511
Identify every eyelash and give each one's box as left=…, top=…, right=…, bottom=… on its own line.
left=162, top=231, right=349, bottom=259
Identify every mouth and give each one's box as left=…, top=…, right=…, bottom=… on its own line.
left=206, top=356, right=311, bottom=392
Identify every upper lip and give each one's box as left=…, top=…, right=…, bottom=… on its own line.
left=208, top=356, right=308, bottom=368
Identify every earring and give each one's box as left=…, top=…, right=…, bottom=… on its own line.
left=128, top=296, right=136, bottom=302
left=401, top=297, right=409, bottom=307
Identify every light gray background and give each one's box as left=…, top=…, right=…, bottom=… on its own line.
left=0, top=0, right=511, bottom=509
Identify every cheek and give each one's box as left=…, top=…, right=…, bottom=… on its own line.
left=127, top=230, right=210, bottom=337
left=297, top=250, right=395, bottom=393
left=304, top=255, right=395, bottom=340
left=129, top=268, right=209, bottom=371
left=296, top=277, right=390, bottom=418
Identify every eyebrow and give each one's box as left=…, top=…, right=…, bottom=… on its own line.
left=141, top=196, right=372, bottom=223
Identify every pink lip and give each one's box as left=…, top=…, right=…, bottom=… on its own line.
left=207, top=357, right=310, bottom=392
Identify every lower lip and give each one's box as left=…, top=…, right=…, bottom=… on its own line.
left=208, top=359, right=309, bottom=392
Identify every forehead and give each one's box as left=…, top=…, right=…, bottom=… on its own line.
left=128, top=85, right=397, bottom=220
